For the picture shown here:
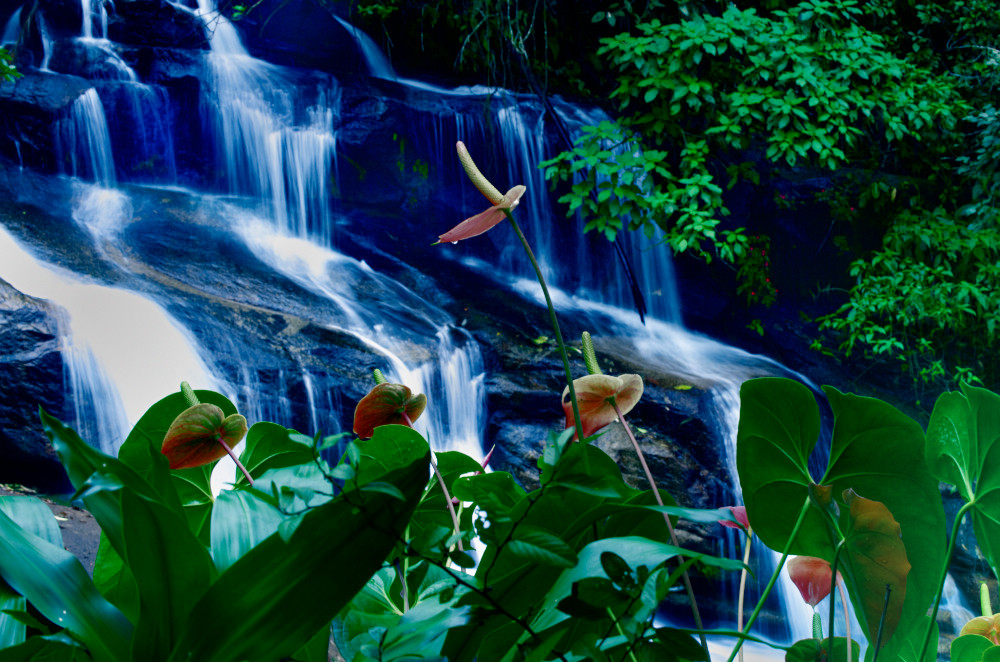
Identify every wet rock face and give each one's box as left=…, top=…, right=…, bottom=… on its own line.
left=0, top=279, right=72, bottom=492
left=108, top=0, right=209, bottom=50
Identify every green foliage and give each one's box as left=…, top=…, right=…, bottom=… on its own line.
left=737, top=377, right=945, bottom=658
left=542, top=0, right=965, bottom=305
left=0, top=48, right=19, bottom=83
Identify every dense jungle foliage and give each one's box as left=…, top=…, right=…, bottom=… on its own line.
left=347, top=0, right=1000, bottom=396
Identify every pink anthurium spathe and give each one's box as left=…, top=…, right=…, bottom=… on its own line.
left=435, top=141, right=526, bottom=244
left=561, top=373, right=643, bottom=439
left=720, top=505, right=750, bottom=532
left=437, top=185, right=526, bottom=243
left=353, top=382, right=427, bottom=439
left=788, top=556, right=843, bottom=608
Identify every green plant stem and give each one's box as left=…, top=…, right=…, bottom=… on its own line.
left=403, top=412, right=463, bottom=553
left=737, top=530, right=753, bottom=662
left=503, top=209, right=584, bottom=444
left=612, top=399, right=707, bottom=656
left=727, top=496, right=813, bottom=662
left=432, top=455, right=464, bottom=553
left=918, top=499, right=974, bottom=661
left=836, top=579, right=851, bottom=662
left=827, top=542, right=844, bottom=662
left=606, top=607, right=639, bottom=662
left=216, top=436, right=254, bottom=487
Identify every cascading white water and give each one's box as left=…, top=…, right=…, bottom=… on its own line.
left=188, top=1, right=486, bottom=457
left=1, top=6, right=21, bottom=46
left=57, top=88, right=116, bottom=186
left=0, top=216, right=219, bottom=454
left=331, top=15, right=395, bottom=80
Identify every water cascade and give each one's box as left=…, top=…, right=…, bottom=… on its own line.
left=2, top=3, right=950, bottom=655
left=1, top=6, right=20, bottom=46
left=0, top=221, right=219, bottom=454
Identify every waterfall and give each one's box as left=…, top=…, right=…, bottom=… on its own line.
left=0, top=220, right=219, bottom=454
left=332, top=15, right=396, bottom=80
left=2, top=7, right=20, bottom=46
left=56, top=88, right=116, bottom=186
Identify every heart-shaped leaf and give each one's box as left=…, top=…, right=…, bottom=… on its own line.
left=737, top=378, right=944, bottom=656
left=841, top=489, right=910, bottom=643
left=161, top=404, right=248, bottom=470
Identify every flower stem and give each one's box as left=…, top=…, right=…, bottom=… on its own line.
left=918, top=499, right=974, bottom=661
left=216, top=436, right=253, bottom=487
left=737, top=530, right=753, bottom=662
left=503, top=210, right=584, bottom=444
left=612, top=399, right=707, bottom=655
left=727, top=496, right=813, bottom=662
left=404, top=412, right=464, bottom=553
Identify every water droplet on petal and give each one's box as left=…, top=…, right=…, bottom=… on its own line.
left=451, top=241, right=458, bottom=245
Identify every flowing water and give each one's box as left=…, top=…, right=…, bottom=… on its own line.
left=1, top=2, right=935, bottom=653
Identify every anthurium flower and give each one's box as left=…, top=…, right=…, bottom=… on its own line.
left=353, top=383, right=427, bottom=439
left=960, top=615, right=1000, bottom=644
left=161, top=403, right=248, bottom=470
left=561, top=373, right=643, bottom=439
left=437, top=185, right=526, bottom=243
left=435, top=141, right=526, bottom=244
left=720, top=505, right=750, bottom=532
left=788, top=556, right=843, bottom=608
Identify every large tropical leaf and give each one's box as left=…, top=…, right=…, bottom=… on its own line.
left=210, top=490, right=286, bottom=572
left=232, top=422, right=313, bottom=488
left=0, top=503, right=131, bottom=662
left=736, top=378, right=945, bottom=656
left=166, top=440, right=430, bottom=661
left=40, top=409, right=216, bottom=661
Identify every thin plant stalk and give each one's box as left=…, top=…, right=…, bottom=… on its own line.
left=727, top=496, right=813, bottom=662
left=836, top=579, right=851, bottom=662
left=403, top=412, right=464, bottom=553
left=918, top=500, right=974, bottom=661
left=612, top=399, right=707, bottom=655
left=737, top=528, right=753, bottom=662
left=217, top=436, right=254, bottom=487
left=503, top=209, right=585, bottom=444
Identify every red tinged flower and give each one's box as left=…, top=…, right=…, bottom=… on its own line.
left=436, top=141, right=526, bottom=244
left=161, top=403, right=248, bottom=470
left=353, top=383, right=427, bottom=439
left=788, top=556, right=842, bottom=607
left=720, top=505, right=750, bottom=532
left=562, top=373, right=643, bottom=439
left=437, top=185, right=526, bottom=243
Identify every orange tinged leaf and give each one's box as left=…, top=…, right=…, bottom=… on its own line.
left=161, top=403, right=248, bottom=470
left=353, top=383, right=427, bottom=439
left=561, top=373, right=643, bottom=439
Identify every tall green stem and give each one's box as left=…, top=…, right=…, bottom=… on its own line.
left=503, top=210, right=584, bottom=443
left=727, top=496, right=813, bottom=662
left=918, top=500, right=974, bottom=661
left=612, top=399, right=707, bottom=655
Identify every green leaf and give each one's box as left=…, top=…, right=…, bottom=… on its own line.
left=925, top=391, right=973, bottom=499
left=93, top=532, right=139, bottom=624
left=234, top=422, right=313, bottom=488
left=355, top=425, right=430, bottom=488
left=785, top=637, right=860, bottom=662
left=736, top=379, right=945, bottom=656
left=167, top=444, right=430, bottom=662
left=121, top=489, right=216, bottom=662
left=507, top=527, right=579, bottom=568
left=0, top=505, right=131, bottom=662
left=952, top=635, right=996, bottom=662
left=210, top=490, right=286, bottom=573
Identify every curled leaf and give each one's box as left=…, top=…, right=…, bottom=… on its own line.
left=161, top=403, right=248, bottom=470
left=561, top=373, right=643, bottom=439
left=436, top=185, right=525, bottom=244
left=353, top=383, right=427, bottom=439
